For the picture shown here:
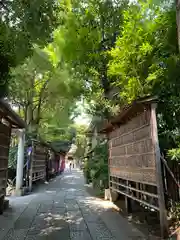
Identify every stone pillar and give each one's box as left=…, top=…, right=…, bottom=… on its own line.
left=15, top=129, right=25, bottom=195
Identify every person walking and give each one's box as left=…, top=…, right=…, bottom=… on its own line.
left=69, top=161, right=72, bottom=172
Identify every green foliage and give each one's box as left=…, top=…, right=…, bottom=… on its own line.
left=7, top=0, right=180, bottom=175
left=8, top=145, right=18, bottom=169
left=0, top=0, right=60, bottom=96
left=107, top=1, right=180, bottom=153
left=84, top=142, right=109, bottom=190
left=84, top=159, right=92, bottom=184
left=108, top=2, right=176, bottom=103
left=168, top=147, right=180, bottom=161
left=9, top=43, right=83, bottom=140
left=50, top=0, right=127, bottom=116
left=168, top=201, right=180, bottom=223
left=73, top=124, right=88, bottom=159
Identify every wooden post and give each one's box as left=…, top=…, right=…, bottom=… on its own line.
left=16, top=129, right=25, bottom=195
left=29, top=141, right=34, bottom=192
left=151, top=103, right=168, bottom=238
left=108, top=134, right=112, bottom=189
left=125, top=180, right=132, bottom=213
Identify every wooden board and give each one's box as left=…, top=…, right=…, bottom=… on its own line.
left=32, top=143, right=46, bottom=182
left=0, top=123, right=11, bottom=198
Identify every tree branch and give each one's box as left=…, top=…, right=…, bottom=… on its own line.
left=0, top=1, right=9, bottom=11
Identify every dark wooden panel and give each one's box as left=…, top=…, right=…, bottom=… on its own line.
left=0, top=123, right=11, bottom=198
left=34, top=145, right=45, bottom=155
left=0, top=133, right=11, bottom=146
left=32, top=143, right=47, bottom=180
left=0, top=123, right=11, bottom=135
left=0, top=147, right=9, bottom=159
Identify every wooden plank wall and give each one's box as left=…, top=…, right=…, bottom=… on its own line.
left=109, top=109, right=156, bottom=185
left=108, top=107, right=160, bottom=210
left=32, top=143, right=47, bottom=182
left=0, top=123, right=11, bottom=198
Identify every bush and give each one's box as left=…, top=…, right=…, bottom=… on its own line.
left=83, top=158, right=92, bottom=183
left=84, top=141, right=109, bottom=191
left=8, top=145, right=18, bottom=169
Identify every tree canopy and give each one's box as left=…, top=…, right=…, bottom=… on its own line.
left=0, top=0, right=60, bottom=96
left=5, top=0, right=180, bottom=155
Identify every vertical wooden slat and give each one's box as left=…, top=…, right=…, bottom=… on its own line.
left=0, top=122, right=11, bottom=213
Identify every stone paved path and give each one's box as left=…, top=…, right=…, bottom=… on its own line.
left=0, top=169, right=146, bottom=240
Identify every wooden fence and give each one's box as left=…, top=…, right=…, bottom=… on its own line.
left=161, top=156, right=180, bottom=203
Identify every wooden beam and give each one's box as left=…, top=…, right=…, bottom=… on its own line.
left=110, top=180, right=158, bottom=198
left=151, top=103, right=168, bottom=238
left=110, top=187, right=159, bottom=211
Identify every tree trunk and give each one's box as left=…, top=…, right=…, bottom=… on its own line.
left=176, top=0, right=180, bottom=51
left=26, top=75, right=35, bottom=134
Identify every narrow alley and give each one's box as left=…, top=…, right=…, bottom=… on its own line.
left=0, top=169, right=146, bottom=240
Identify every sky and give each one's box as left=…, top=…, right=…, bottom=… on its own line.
left=73, top=99, right=91, bottom=126
left=74, top=113, right=90, bottom=125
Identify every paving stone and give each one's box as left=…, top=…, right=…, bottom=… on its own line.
left=25, top=235, right=47, bottom=240
left=77, top=199, right=90, bottom=205
left=87, top=222, right=116, bottom=240
left=68, top=218, right=87, bottom=231
left=27, top=228, right=48, bottom=235
left=26, top=228, right=50, bottom=240
left=45, top=227, right=70, bottom=240
left=65, top=203, right=79, bottom=211
left=14, top=209, right=37, bottom=230
left=2, top=228, right=28, bottom=240
left=64, top=199, right=77, bottom=204
left=31, top=216, right=50, bottom=230
left=50, top=207, right=66, bottom=215
left=75, top=190, right=86, bottom=196
left=66, top=210, right=82, bottom=220
left=25, top=228, right=48, bottom=240
left=38, top=204, right=53, bottom=213
left=14, top=219, right=33, bottom=230
left=80, top=207, right=93, bottom=215
left=49, top=218, right=68, bottom=228
left=65, top=196, right=75, bottom=201
left=83, top=213, right=101, bottom=223
left=70, top=231, right=92, bottom=240
left=27, top=202, right=40, bottom=210
left=53, top=201, right=65, bottom=208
